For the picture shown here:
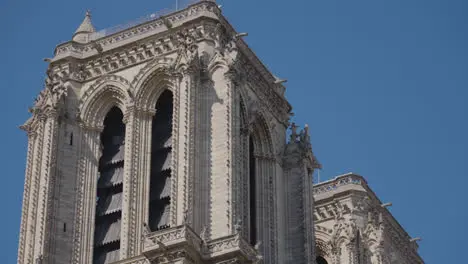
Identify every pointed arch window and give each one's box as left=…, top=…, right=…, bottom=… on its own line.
left=93, top=107, right=125, bottom=264
left=148, top=90, right=173, bottom=231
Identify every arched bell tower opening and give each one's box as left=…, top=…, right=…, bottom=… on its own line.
left=316, top=256, right=329, bottom=264
left=239, top=96, right=277, bottom=261
left=148, top=90, right=174, bottom=231
left=93, top=106, right=126, bottom=264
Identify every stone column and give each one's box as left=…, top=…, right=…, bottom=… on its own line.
left=347, top=243, right=359, bottom=264
left=23, top=117, right=46, bottom=264
left=331, top=248, right=341, bottom=264
left=121, top=104, right=138, bottom=258
left=282, top=146, right=317, bottom=264
left=194, top=74, right=215, bottom=237
left=283, top=165, right=308, bottom=264
left=375, top=246, right=389, bottom=264
left=255, top=154, right=277, bottom=264
left=207, top=68, right=236, bottom=239
left=275, top=161, right=286, bottom=264
left=17, top=126, right=40, bottom=264
left=133, top=109, right=155, bottom=255
left=303, top=168, right=316, bottom=264
left=72, top=124, right=102, bottom=264
left=175, top=69, right=198, bottom=228
left=34, top=111, right=60, bottom=263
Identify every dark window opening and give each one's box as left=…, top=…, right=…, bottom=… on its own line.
left=93, top=107, right=125, bottom=264
left=249, top=136, right=257, bottom=245
left=70, top=132, right=73, bottom=146
left=148, top=90, right=173, bottom=232
left=63, top=223, right=66, bottom=232
left=316, top=256, right=328, bottom=264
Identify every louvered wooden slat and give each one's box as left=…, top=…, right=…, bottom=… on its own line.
left=101, top=144, right=125, bottom=166
left=94, top=246, right=120, bottom=264
left=149, top=175, right=171, bottom=201
left=98, top=166, right=124, bottom=188
left=96, top=192, right=123, bottom=216
left=94, top=217, right=121, bottom=246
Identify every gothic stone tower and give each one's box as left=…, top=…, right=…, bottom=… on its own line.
left=313, top=174, right=424, bottom=264
left=17, top=1, right=321, bottom=264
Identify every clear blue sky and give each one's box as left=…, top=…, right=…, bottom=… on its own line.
left=1, top=0, right=466, bottom=263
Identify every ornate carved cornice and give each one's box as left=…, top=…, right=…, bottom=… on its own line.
left=54, top=1, right=219, bottom=58
left=47, top=0, right=290, bottom=124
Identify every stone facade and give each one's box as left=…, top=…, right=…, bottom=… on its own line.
left=17, top=1, right=320, bottom=264
left=313, top=173, right=424, bottom=264
left=16, top=1, right=424, bottom=264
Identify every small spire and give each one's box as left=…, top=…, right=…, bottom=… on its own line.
left=73, top=10, right=96, bottom=43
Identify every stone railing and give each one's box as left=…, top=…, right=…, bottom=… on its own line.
left=143, top=225, right=202, bottom=253
left=142, top=226, right=258, bottom=262
left=313, top=173, right=366, bottom=195
left=204, top=234, right=257, bottom=260
left=54, top=0, right=218, bottom=57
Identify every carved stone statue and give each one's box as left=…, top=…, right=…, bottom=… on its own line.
left=290, top=122, right=298, bottom=142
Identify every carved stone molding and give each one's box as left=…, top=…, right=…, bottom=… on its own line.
left=54, top=1, right=218, bottom=57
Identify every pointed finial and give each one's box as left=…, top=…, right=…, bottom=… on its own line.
left=73, top=10, right=96, bottom=43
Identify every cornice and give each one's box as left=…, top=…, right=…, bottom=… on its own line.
left=53, top=1, right=220, bottom=59
left=47, top=0, right=290, bottom=121
left=48, top=21, right=213, bottom=84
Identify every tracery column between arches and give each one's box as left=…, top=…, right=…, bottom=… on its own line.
left=232, top=91, right=245, bottom=239
left=120, top=104, right=138, bottom=258
left=130, top=109, right=154, bottom=256
left=207, top=68, right=237, bottom=239
left=170, top=73, right=180, bottom=229
left=175, top=68, right=198, bottom=229
left=72, top=125, right=102, bottom=264
left=194, top=76, right=214, bottom=238
left=224, top=70, right=236, bottom=235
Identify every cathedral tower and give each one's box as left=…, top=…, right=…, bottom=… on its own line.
left=17, top=1, right=320, bottom=263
